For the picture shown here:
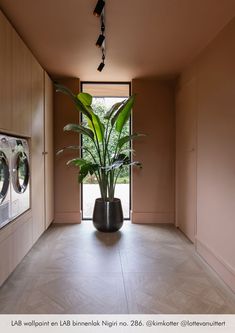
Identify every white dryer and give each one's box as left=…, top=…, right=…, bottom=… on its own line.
left=0, top=135, right=11, bottom=229
left=9, top=136, right=30, bottom=219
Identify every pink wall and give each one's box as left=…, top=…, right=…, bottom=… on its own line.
left=132, top=79, right=175, bottom=223
left=53, top=78, right=175, bottom=224
left=54, top=78, right=81, bottom=223
left=176, top=18, right=235, bottom=291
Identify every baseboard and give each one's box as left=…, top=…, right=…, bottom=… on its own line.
left=196, top=238, right=235, bottom=292
left=131, top=212, right=174, bottom=224
left=54, top=212, right=81, bottom=224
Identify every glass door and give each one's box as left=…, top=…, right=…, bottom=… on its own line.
left=12, top=151, right=29, bottom=194
left=0, top=152, right=10, bottom=203
left=81, top=82, right=131, bottom=220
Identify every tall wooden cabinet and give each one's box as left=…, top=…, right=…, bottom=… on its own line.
left=12, top=29, right=32, bottom=136
left=0, top=10, right=12, bottom=131
left=31, top=57, right=45, bottom=242
left=0, top=9, right=54, bottom=286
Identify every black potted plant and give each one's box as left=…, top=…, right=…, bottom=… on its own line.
left=56, top=84, right=143, bottom=232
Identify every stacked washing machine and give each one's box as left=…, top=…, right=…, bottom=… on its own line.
left=0, top=134, right=30, bottom=229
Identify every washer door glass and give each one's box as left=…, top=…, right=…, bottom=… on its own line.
left=0, top=152, right=10, bottom=204
left=13, top=152, right=29, bottom=194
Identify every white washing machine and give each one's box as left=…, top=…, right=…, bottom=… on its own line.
left=0, top=135, right=11, bottom=229
left=8, top=136, right=30, bottom=219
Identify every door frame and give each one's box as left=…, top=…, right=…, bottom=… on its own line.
left=80, top=81, right=132, bottom=220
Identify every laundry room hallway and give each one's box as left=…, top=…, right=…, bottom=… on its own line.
left=0, top=0, right=235, bottom=319
left=0, top=222, right=234, bottom=314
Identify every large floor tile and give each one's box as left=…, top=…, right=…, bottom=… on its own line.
left=0, top=222, right=234, bottom=314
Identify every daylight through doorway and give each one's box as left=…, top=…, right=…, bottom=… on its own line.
left=81, top=82, right=131, bottom=219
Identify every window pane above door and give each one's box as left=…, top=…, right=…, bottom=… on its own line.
left=82, top=83, right=130, bottom=97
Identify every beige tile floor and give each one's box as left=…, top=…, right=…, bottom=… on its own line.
left=0, top=222, right=235, bottom=314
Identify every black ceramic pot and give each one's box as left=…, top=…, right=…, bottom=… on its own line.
left=92, top=198, right=123, bottom=232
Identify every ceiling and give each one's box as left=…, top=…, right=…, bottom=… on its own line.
left=0, top=0, right=235, bottom=81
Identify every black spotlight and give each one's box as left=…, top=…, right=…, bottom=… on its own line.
left=97, top=62, right=105, bottom=72
left=93, top=0, right=105, bottom=17
left=96, top=34, right=105, bottom=47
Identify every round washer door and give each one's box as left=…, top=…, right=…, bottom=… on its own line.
left=0, top=151, right=10, bottom=204
left=12, top=152, right=29, bottom=194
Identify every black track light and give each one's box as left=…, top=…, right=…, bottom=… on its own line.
left=98, top=51, right=105, bottom=71
left=96, top=34, right=105, bottom=47
left=94, top=2, right=106, bottom=71
left=93, top=0, right=105, bottom=17
left=97, top=61, right=105, bottom=72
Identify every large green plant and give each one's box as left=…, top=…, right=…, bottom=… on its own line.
left=56, top=84, right=143, bottom=202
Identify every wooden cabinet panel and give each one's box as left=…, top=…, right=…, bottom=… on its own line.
left=0, top=213, right=32, bottom=287
left=11, top=216, right=33, bottom=270
left=31, top=57, right=45, bottom=242
left=0, top=10, right=55, bottom=286
left=44, top=73, right=54, bottom=228
left=12, top=28, right=32, bottom=136
left=0, top=11, right=12, bottom=130
left=0, top=236, right=12, bottom=286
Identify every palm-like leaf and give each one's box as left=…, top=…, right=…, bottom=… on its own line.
left=64, top=124, right=94, bottom=140
left=55, top=84, right=92, bottom=120
left=87, top=113, right=104, bottom=142
left=104, top=102, right=124, bottom=120
left=118, top=133, right=145, bottom=149
left=77, top=93, right=104, bottom=142
left=67, top=158, right=88, bottom=166
left=56, top=145, right=81, bottom=155
left=78, top=163, right=99, bottom=182
left=77, top=92, right=92, bottom=107
left=111, top=95, right=135, bottom=132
